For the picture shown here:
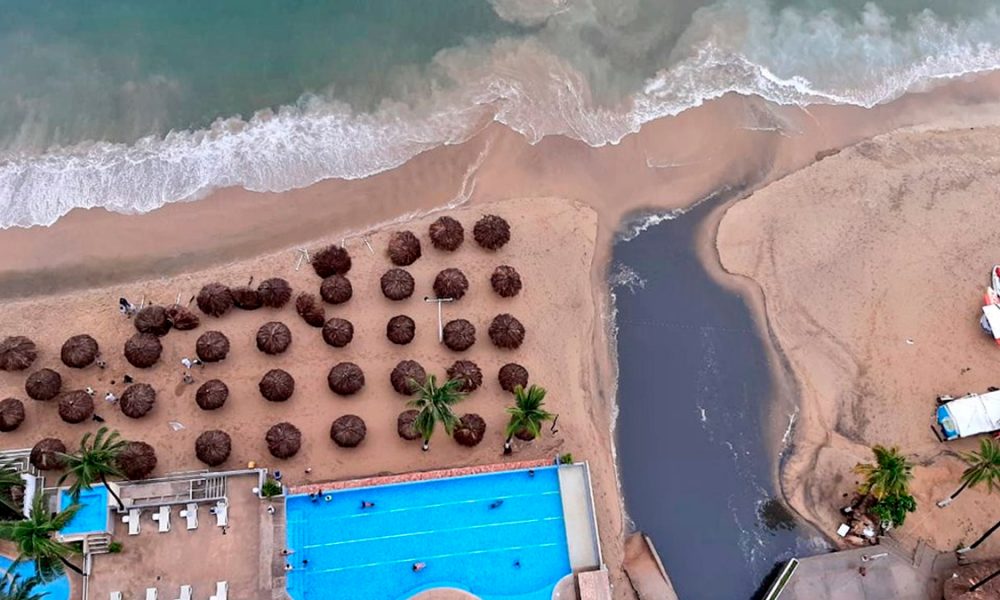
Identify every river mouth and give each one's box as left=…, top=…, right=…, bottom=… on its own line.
left=611, top=196, right=828, bottom=599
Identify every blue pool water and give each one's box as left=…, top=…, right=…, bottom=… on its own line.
left=58, top=486, right=110, bottom=536
left=0, top=556, right=70, bottom=599
left=285, top=467, right=571, bottom=600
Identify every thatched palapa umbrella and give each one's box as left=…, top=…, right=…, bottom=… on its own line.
left=328, top=362, right=365, bottom=396
left=442, top=319, right=476, bottom=352
left=259, top=369, right=295, bottom=403
left=258, top=278, right=292, bottom=308
left=453, top=413, right=486, bottom=447
left=30, top=438, right=66, bottom=471
left=120, top=383, right=156, bottom=419
left=25, top=368, right=61, bottom=401
left=196, top=430, right=232, bottom=467
left=197, top=283, right=234, bottom=317
left=322, top=318, right=354, bottom=348
left=473, top=214, right=511, bottom=250
left=388, top=231, right=422, bottom=266
left=196, top=379, right=228, bottom=411
left=124, top=333, right=162, bottom=368
left=489, top=314, right=525, bottom=349
left=433, top=268, right=468, bottom=300
left=498, top=363, right=529, bottom=393
left=58, top=391, right=94, bottom=424
left=232, top=286, right=263, bottom=310
left=266, top=422, right=301, bottom=459
left=447, top=360, right=482, bottom=393
left=61, top=334, right=99, bottom=369
left=196, top=331, right=230, bottom=363
left=390, top=360, right=426, bottom=395
left=386, top=315, right=415, bottom=345
left=320, top=275, right=353, bottom=305
left=135, top=305, right=172, bottom=336
left=312, top=244, right=352, bottom=278
left=397, top=410, right=421, bottom=441
left=380, top=268, right=414, bottom=301
left=116, top=441, right=157, bottom=480
left=429, top=216, right=464, bottom=251
left=0, top=398, right=25, bottom=432
left=165, top=304, right=200, bottom=330
left=295, top=292, right=326, bottom=328
left=256, top=321, right=292, bottom=355
left=0, top=336, right=36, bottom=372
left=491, top=265, right=522, bottom=298
left=330, top=414, right=366, bottom=448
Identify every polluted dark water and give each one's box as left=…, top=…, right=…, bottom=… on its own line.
left=612, top=199, right=827, bottom=600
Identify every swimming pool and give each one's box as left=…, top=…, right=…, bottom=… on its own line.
left=285, top=466, right=571, bottom=600
left=0, top=556, right=70, bottom=599
left=58, top=486, right=110, bottom=536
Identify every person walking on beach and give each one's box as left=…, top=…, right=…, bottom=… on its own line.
left=412, top=562, right=426, bottom=573
left=85, top=387, right=95, bottom=397
left=105, top=391, right=118, bottom=404
left=181, top=357, right=194, bottom=370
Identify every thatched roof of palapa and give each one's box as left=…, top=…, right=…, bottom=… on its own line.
left=30, top=438, right=66, bottom=471
left=447, top=360, right=482, bottom=393
left=330, top=414, right=367, bottom=448
left=397, top=410, right=421, bottom=441
left=295, top=292, right=326, bottom=328
left=320, top=275, right=353, bottom=305
left=322, top=318, right=354, bottom=348
left=380, top=268, right=414, bottom=301
left=196, top=379, right=229, bottom=411
left=312, top=244, right=352, bottom=278
left=498, top=363, right=529, bottom=393
left=491, top=265, right=522, bottom=298
left=429, top=216, right=464, bottom=251
left=135, top=305, right=172, bottom=336
left=328, top=362, right=365, bottom=396
left=442, top=319, right=476, bottom=352
left=120, top=383, right=156, bottom=419
left=165, top=304, right=200, bottom=330
left=489, top=313, right=525, bottom=349
left=256, top=321, right=292, bottom=355
left=124, top=333, right=163, bottom=368
left=25, top=368, right=61, bottom=401
left=57, top=390, right=94, bottom=424
left=0, top=336, right=36, bottom=372
left=116, top=441, right=157, bottom=480
left=196, top=331, right=230, bottom=363
left=258, top=277, right=293, bottom=308
left=61, top=334, right=99, bottom=369
left=454, top=413, right=486, bottom=447
left=232, top=286, right=263, bottom=310
left=259, top=369, right=295, bottom=403
left=197, top=282, right=235, bottom=318
left=386, top=315, right=415, bottom=345
left=390, top=360, right=426, bottom=395
left=388, top=231, right=422, bottom=266
left=0, top=398, right=25, bottom=432
left=266, top=422, right=302, bottom=459
left=195, top=430, right=232, bottom=467
left=433, top=268, right=468, bottom=300
left=473, top=214, right=511, bottom=250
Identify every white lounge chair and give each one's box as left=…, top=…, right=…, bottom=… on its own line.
left=210, top=500, right=228, bottom=528
left=146, top=589, right=158, bottom=600
left=122, top=508, right=141, bottom=535
left=209, top=581, right=228, bottom=600
left=110, top=593, right=123, bottom=600
left=175, top=585, right=192, bottom=600
left=179, top=503, right=198, bottom=530
left=151, top=506, right=171, bottom=533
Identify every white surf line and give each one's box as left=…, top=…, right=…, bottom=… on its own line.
left=781, top=409, right=798, bottom=447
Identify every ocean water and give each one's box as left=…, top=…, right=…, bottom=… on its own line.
left=3, top=0, right=1000, bottom=227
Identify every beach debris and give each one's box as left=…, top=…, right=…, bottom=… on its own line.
left=196, top=429, right=231, bottom=466
left=169, top=421, right=185, bottom=431
left=429, top=216, right=464, bottom=251
left=491, top=265, right=522, bottom=298
left=387, top=231, right=422, bottom=266
left=905, top=339, right=914, bottom=345
left=473, top=214, right=511, bottom=251
left=330, top=414, right=367, bottom=448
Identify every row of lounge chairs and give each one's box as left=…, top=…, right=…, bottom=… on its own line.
left=121, top=500, right=228, bottom=536
left=110, top=581, right=226, bottom=600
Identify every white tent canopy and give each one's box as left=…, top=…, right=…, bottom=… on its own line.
left=945, top=391, right=1000, bottom=438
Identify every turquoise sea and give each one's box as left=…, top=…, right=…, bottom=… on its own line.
left=2, top=0, right=1000, bottom=227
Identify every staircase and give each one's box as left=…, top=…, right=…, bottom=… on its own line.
left=85, top=533, right=113, bottom=555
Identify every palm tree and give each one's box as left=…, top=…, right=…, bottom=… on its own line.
left=0, top=494, right=84, bottom=577
left=57, top=427, right=126, bottom=511
left=408, top=375, right=466, bottom=451
left=938, top=438, right=1000, bottom=507
left=0, top=569, right=47, bottom=600
left=504, top=385, right=554, bottom=455
left=853, top=445, right=913, bottom=501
